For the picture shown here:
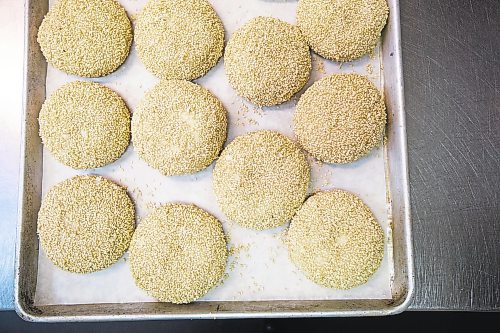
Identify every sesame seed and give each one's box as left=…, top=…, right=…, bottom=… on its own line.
left=134, top=0, right=225, bottom=80
left=365, top=63, right=374, bottom=75
left=37, top=0, right=132, bottom=77
left=213, top=130, right=310, bottom=230
left=132, top=80, right=227, bottom=176
left=37, top=175, right=135, bottom=274
left=286, top=189, right=385, bottom=289
left=224, top=16, right=311, bottom=106
left=293, top=73, right=386, bottom=164
left=38, top=81, right=131, bottom=169
left=297, top=0, right=388, bottom=61
left=313, top=54, right=326, bottom=74
left=128, top=204, right=228, bottom=304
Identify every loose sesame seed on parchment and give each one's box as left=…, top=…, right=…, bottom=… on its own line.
left=366, top=63, right=374, bottom=75
left=312, top=54, right=327, bottom=75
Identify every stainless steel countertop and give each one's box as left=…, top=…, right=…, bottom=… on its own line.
left=1, top=0, right=498, bottom=312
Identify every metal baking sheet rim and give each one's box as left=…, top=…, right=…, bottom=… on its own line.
left=15, top=0, right=414, bottom=321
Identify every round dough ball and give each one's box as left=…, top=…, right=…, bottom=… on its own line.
left=37, top=0, right=132, bottom=77
left=135, top=0, right=224, bottom=80
left=213, top=130, right=310, bottom=230
left=293, top=73, right=386, bottom=164
left=39, top=81, right=131, bottom=169
left=297, top=0, right=389, bottom=61
left=287, top=189, right=384, bottom=289
left=129, top=204, right=227, bottom=304
left=37, top=175, right=135, bottom=273
left=224, top=16, right=311, bottom=106
left=132, top=80, right=227, bottom=176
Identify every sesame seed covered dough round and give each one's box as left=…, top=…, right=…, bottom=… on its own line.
left=128, top=204, right=227, bottom=304
left=37, top=175, right=135, bottom=274
left=38, top=81, right=131, bottom=169
left=224, top=17, right=311, bottom=106
left=132, top=80, right=227, bottom=176
left=213, top=131, right=310, bottom=230
left=135, top=0, right=224, bottom=80
left=37, top=0, right=132, bottom=77
left=287, top=190, right=384, bottom=289
left=297, top=0, right=389, bottom=61
left=293, top=73, right=386, bottom=164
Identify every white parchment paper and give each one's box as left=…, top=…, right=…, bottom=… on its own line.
left=35, top=0, right=393, bottom=305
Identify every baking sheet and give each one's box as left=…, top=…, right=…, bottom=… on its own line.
left=34, top=0, right=393, bottom=305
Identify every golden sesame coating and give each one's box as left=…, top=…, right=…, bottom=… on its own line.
left=39, top=81, right=131, bottom=169
left=293, top=73, right=386, bottom=164
left=132, top=80, right=227, bottom=176
left=37, top=0, right=132, bottom=77
left=213, top=130, right=310, bottom=230
left=134, top=0, right=225, bottom=80
left=128, top=204, right=228, bottom=304
left=297, top=0, right=389, bottom=61
left=287, top=189, right=384, bottom=289
left=224, top=16, right=311, bottom=106
left=37, top=175, right=135, bottom=273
